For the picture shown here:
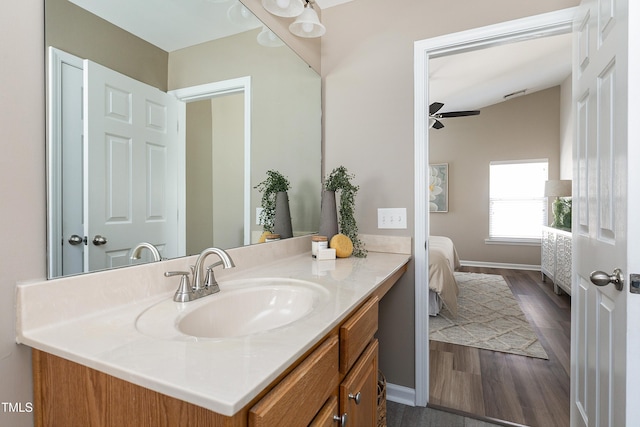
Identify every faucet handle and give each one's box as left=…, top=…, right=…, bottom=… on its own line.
left=165, top=271, right=196, bottom=302
left=165, top=270, right=191, bottom=279
left=203, top=262, right=223, bottom=294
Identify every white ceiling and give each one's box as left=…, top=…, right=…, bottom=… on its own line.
left=69, top=0, right=347, bottom=53
left=70, top=0, right=572, bottom=113
left=69, top=0, right=263, bottom=52
left=429, top=32, right=572, bottom=113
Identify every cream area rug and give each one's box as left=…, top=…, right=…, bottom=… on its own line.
left=430, top=272, right=548, bottom=359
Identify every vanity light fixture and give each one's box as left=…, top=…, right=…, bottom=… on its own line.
left=257, top=26, right=285, bottom=47
left=228, top=1, right=260, bottom=26
left=262, top=0, right=304, bottom=18
left=289, top=0, right=325, bottom=38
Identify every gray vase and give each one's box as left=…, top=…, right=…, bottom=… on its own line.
left=273, top=191, right=293, bottom=238
left=318, top=190, right=339, bottom=241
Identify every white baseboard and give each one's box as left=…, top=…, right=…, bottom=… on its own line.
left=385, top=382, right=416, bottom=406
left=460, top=260, right=541, bottom=271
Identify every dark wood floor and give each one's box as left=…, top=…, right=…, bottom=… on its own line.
left=429, top=267, right=571, bottom=427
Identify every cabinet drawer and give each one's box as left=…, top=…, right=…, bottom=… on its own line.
left=309, top=396, right=340, bottom=427
left=340, top=296, right=378, bottom=374
left=249, top=335, right=339, bottom=427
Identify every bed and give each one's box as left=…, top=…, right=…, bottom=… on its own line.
left=429, top=236, right=461, bottom=316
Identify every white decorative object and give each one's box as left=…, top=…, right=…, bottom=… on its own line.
left=316, top=248, right=336, bottom=260
left=541, top=226, right=572, bottom=295
left=289, top=1, right=325, bottom=38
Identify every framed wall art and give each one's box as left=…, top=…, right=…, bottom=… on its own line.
left=429, top=163, right=448, bottom=212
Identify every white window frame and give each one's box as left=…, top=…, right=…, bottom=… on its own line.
left=485, top=159, right=548, bottom=246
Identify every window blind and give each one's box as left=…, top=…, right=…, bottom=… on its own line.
left=489, top=160, right=548, bottom=240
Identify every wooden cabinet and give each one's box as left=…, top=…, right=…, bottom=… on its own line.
left=251, top=296, right=380, bottom=427
left=33, top=294, right=388, bottom=427
left=541, top=226, right=572, bottom=295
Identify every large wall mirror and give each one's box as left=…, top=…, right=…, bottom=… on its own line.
left=46, top=0, right=322, bottom=278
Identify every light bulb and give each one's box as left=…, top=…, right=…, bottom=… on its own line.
left=302, top=22, right=314, bottom=33
left=276, top=0, right=290, bottom=8
left=240, top=5, right=249, bottom=18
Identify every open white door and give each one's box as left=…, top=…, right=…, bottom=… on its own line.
left=84, top=60, right=180, bottom=271
left=572, top=0, right=640, bottom=425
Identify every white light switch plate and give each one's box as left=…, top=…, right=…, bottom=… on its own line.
left=378, top=208, right=407, bottom=229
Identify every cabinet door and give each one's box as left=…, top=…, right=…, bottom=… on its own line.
left=541, top=228, right=556, bottom=279
left=555, top=233, right=572, bottom=294
left=339, top=339, right=378, bottom=427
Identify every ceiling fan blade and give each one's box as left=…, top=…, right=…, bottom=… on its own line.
left=429, top=102, right=444, bottom=115
left=432, top=119, right=445, bottom=129
left=436, top=110, right=480, bottom=118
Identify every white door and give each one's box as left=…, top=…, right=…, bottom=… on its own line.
left=84, top=60, right=180, bottom=271
left=60, top=61, right=85, bottom=275
left=572, top=0, right=640, bottom=425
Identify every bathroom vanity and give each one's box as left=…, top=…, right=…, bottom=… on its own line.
left=17, top=236, right=410, bottom=426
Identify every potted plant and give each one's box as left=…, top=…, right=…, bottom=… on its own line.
left=255, top=170, right=292, bottom=237
left=323, top=166, right=366, bottom=257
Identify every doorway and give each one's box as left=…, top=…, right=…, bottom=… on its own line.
left=413, top=7, right=577, bottom=410
left=169, top=77, right=252, bottom=253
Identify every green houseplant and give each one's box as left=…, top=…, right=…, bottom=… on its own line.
left=255, top=170, right=291, bottom=234
left=324, top=166, right=366, bottom=257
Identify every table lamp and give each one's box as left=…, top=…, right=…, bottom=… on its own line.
left=545, top=180, right=572, bottom=229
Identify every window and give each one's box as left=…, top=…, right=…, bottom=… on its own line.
left=488, top=160, right=548, bottom=244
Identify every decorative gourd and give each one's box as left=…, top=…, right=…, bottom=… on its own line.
left=258, top=231, right=270, bottom=243
left=330, top=234, right=354, bottom=258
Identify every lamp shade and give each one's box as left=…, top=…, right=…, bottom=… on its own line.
left=227, top=2, right=260, bottom=26
left=257, top=26, right=285, bottom=47
left=545, top=180, right=572, bottom=197
left=262, top=0, right=304, bottom=17
left=289, top=5, right=325, bottom=38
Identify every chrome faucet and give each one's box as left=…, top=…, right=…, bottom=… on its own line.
left=166, top=247, right=235, bottom=302
left=130, top=242, right=162, bottom=262
left=192, top=247, right=235, bottom=296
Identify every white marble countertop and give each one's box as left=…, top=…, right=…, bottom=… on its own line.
left=16, top=245, right=409, bottom=416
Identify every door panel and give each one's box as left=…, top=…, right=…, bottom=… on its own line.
left=572, top=0, right=631, bottom=425
left=84, top=60, right=179, bottom=271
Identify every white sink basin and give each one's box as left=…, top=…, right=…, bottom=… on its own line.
left=136, top=278, right=329, bottom=340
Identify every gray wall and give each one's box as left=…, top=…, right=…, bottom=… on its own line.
left=46, top=0, right=168, bottom=90
left=430, top=87, right=562, bottom=266
left=168, top=29, right=322, bottom=239
left=320, top=0, right=579, bottom=389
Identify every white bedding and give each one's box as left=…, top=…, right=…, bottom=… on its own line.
left=429, top=236, right=460, bottom=316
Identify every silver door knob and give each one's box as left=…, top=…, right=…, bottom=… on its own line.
left=333, top=413, right=347, bottom=426
left=590, top=268, right=624, bottom=291
left=348, top=391, right=361, bottom=405
left=92, top=235, right=108, bottom=246
left=68, top=235, right=84, bottom=245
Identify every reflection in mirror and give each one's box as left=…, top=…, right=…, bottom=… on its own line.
left=46, top=0, right=321, bottom=278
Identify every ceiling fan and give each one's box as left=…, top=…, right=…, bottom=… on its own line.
left=429, top=102, right=480, bottom=129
